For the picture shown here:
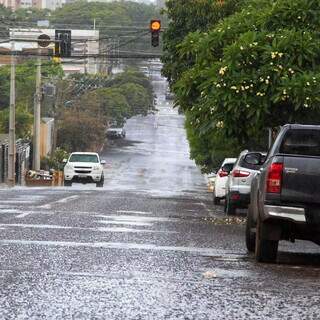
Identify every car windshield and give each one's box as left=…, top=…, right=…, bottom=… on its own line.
left=69, top=154, right=99, bottom=163
left=280, top=129, right=320, bottom=156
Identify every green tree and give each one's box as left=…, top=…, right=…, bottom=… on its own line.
left=162, top=0, right=246, bottom=171
left=177, top=0, right=320, bottom=141
left=0, top=105, right=33, bottom=138
left=109, top=69, right=154, bottom=106
left=117, top=82, right=151, bottom=116
left=94, top=87, right=130, bottom=127
left=0, top=60, right=64, bottom=111
left=162, top=0, right=244, bottom=87
left=163, top=0, right=320, bottom=172
left=57, top=110, right=105, bottom=152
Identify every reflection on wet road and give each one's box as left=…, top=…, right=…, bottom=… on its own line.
left=0, top=74, right=319, bottom=319
left=101, top=78, right=206, bottom=198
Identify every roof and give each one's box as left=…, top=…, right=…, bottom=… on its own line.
left=41, top=117, right=54, bottom=124
left=70, top=152, right=99, bottom=155
left=284, top=124, right=320, bottom=130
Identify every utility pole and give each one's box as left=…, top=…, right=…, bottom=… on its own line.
left=84, top=40, right=88, bottom=74
left=268, top=128, right=273, bottom=149
left=8, top=31, right=16, bottom=187
left=33, top=47, right=41, bottom=171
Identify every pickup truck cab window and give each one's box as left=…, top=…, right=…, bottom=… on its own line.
left=279, top=129, right=320, bottom=156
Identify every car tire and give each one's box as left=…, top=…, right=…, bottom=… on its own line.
left=213, top=193, right=220, bottom=205
left=246, top=204, right=256, bottom=252
left=96, top=176, right=104, bottom=188
left=255, top=216, right=278, bottom=263
left=225, top=193, right=236, bottom=215
left=64, top=180, right=72, bottom=187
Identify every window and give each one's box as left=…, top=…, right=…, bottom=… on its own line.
left=239, top=153, right=265, bottom=170
left=69, top=154, right=99, bottom=163
left=280, top=129, right=320, bottom=157
left=222, top=163, right=234, bottom=172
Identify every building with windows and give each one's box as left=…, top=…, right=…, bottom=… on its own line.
left=0, top=0, right=42, bottom=10
left=0, top=0, right=19, bottom=10
left=0, top=28, right=101, bottom=75
left=0, top=0, right=63, bottom=10
left=41, top=0, right=66, bottom=10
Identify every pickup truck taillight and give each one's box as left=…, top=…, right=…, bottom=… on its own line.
left=218, top=170, right=229, bottom=178
left=266, top=163, right=283, bottom=193
left=232, top=170, right=250, bottom=178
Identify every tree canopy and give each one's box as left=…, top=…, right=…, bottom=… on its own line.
left=0, top=60, right=63, bottom=139
left=163, top=0, right=320, bottom=171
left=56, top=69, right=155, bottom=152
left=51, top=1, right=161, bottom=27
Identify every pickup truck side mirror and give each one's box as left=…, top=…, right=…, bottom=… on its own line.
left=62, top=159, right=67, bottom=164
left=100, top=160, right=106, bottom=165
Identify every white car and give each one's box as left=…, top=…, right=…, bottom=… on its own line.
left=213, top=158, right=237, bottom=205
left=63, top=152, right=105, bottom=187
left=224, top=151, right=266, bottom=215
left=106, top=128, right=126, bottom=139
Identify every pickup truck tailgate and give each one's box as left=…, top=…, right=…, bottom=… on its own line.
left=282, top=156, right=320, bottom=204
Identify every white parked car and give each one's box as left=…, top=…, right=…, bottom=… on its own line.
left=213, top=158, right=237, bottom=205
left=63, top=152, right=105, bottom=187
left=225, top=151, right=266, bottom=215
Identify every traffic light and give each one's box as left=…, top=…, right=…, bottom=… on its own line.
left=55, top=30, right=72, bottom=58
left=150, top=20, right=161, bottom=47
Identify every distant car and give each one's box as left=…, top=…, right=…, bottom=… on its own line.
left=207, top=173, right=217, bottom=193
left=63, top=152, right=105, bottom=187
left=106, top=128, right=126, bottom=139
left=213, top=158, right=237, bottom=205
left=224, top=150, right=266, bottom=215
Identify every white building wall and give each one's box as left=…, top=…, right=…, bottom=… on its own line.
left=41, top=0, right=66, bottom=10
left=8, top=28, right=100, bottom=75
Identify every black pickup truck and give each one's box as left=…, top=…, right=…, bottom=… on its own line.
left=245, top=124, right=320, bottom=263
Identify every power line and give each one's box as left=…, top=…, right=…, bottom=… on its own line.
left=0, top=51, right=162, bottom=59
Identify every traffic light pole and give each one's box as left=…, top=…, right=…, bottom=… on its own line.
left=8, top=33, right=16, bottom=187
left=33, top=47, right=41, bottom=171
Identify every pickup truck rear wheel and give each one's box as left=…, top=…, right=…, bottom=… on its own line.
left=245, top=204, right=256, bottom=252
left=255, top=217, right=278, bottom=263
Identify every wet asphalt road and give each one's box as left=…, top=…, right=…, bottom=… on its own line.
left=0, top=75, right=320, bottom=319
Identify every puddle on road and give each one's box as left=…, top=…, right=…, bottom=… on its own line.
left=98, top=227, right=177, bottom=234
left=0, top=209, right=24, bottom=214
left=96, top=215, right=180, bottom=223
left=117, top=210, right=153, bottom=215
left=202, top=268, right=252, bottom=279
left=97, top=221, right=152, bottom=227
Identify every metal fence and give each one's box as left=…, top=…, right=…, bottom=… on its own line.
left=0, top=137, right=31, bottom=185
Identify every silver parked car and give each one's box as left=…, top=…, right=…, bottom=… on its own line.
left=106, top=127, right=126, bottom=139
left=224, top=150, right=266, bottom=215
